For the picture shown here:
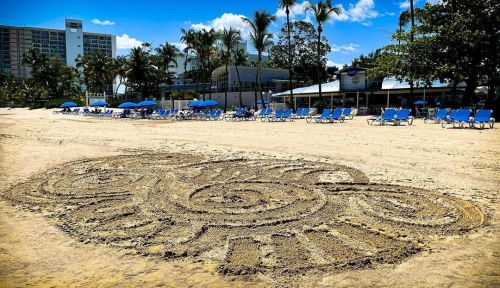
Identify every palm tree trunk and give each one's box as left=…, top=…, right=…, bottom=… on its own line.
left=201, top=59, right=206, bottom=101
left=409, top=0, right=415, bottom=114
left=286, top=8, right=295, bottom=112
left=254, top=63, right=259, bottom=109
left=207, top=54, right=212, bottom=100
left=183, top=55, right=188, bottom=92
left=258, top=52, right=266, bottom=109
left=317, top=25, right=323, bottom=105
left=224, top=62, right=228, bottom=113
left=236, top=64, right=242, bottom=107
left=114, top=82, right=121, bottom=97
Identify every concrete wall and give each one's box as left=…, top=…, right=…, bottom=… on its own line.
left=209, top=91, right=271, bottom=109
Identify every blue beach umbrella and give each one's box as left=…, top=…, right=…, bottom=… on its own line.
left=414, top=100, right=427, bottom=105
left=137, top=100, right=157, bottom=107
left=257, top=100, right=269, bottom=105
left=188, top=100, right=202, bottom=108
left=201, top=100, right=219, bottom=107
left=118, top=102, right=137, bottom=108
left=60, top=102, right=78, bottom=108
left=91, top=101, right=108, bottom=107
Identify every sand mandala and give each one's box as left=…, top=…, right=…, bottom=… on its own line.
left=3, top=153, right=484, bottom=275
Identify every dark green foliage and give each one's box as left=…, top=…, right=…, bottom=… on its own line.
left=269, top=21, right=331, bottom=85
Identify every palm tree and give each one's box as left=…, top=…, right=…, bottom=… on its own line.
left=278, top=0, right=297, bottom=111
left=76, top=52, right=114, bottom=94
left=243, top=11, right=276, bottom=109
left=112, top=56, right=128, bottom=96
left=220, top=28, right=242, bottom=112
left=234, top=48, right=248, bottom=107
left=126, top=44, right=159, bottom=99
left=156, top=42, right=181, bottom=84
left=180, top=28, right=196, bottom=92
left=306, top=0, right=341, bottom=104
left=198, top=29, right=217, bottom=100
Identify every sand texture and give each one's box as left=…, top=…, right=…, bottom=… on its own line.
left=0, top=108, right=498, bottom=287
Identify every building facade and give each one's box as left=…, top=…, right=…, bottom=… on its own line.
left=0, top=19, right=116, bottom=78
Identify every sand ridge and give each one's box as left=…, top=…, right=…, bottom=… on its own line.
left=2, top=152, right=485, bottom=281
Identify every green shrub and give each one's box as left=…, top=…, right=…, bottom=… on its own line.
left=43, top=98, right=84, bottom=109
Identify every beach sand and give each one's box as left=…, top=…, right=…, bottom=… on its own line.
left=0, top=108, right=498, bottom=287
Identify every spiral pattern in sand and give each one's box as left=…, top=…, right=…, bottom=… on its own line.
left=2, top=153, right=484, bottom=275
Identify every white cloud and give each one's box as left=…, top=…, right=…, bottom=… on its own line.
left=273, top=0, right=379, bottom=25
left=399, top=1, right=411, bottom=9
left=331, top=43, right=360, bottom=54
left=345, top=0, right=379, bottom=22
left=362, top=21, right=373, bottom=26
left=275, top=1, right=311, bottom=19
left=91, top=18, right=115, bottom=26
left=191, top=13, right=250, bottom=38
left=116, top=34, right=142, bottom=49
left=172, top=42, right=187, bottom=52
left=327, top=60, right=345, bottom=68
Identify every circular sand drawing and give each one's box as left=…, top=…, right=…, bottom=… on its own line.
left=3, top=154, right=484, bottom=275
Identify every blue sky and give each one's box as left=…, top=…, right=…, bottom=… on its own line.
left=0, top=0, right=431, bottom=67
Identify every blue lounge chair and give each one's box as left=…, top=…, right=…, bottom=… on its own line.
left=468, top=109, right=495, bottom=129
left=390, top=109, right=413, bottom=126
left=442, top=109, right=471, bottom=128
left=208, top=109, right=222, bottom=120
left=367, top=108, right=397, bottom=126
left=258, top=108, right=272, bottom=118
left=294, top=107, right=304, bottom=119
left=424, top=108, right=449, bottom=124
left=267, top=109, right=284, bottom=122
left=301, top=108, right=310, bottom=118
left=294, top=107, right=310, bottom=119
left=342, top=108, right=353, bottom=120
left=306, top=109, right=332, bottom=123
left=275, top=109, right=293, bottom=122
left=326, top=108, right=345, bottom=123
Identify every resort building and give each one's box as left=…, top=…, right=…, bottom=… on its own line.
left=0, top=19, right=116, bottom=78
left=273, top=67, right=466, bottom=114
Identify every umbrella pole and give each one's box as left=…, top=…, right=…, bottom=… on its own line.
left=387, top=90, right=390, bottom=108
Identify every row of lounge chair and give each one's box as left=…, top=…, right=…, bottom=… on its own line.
left=305, top=108, right=351, bottom=123
left=438, top=109, right=495, bottom=129
left=367, top=109, right=414, bottom=126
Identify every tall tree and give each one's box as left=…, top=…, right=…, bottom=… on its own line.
left=180, top=28, right=196, bottom=92
left=278, top=0, right=297, bottom=111
left=234, top=48, right=248, bottom=107
left=199, top=29, right=218, bottom=100
left=112, top=56, right=128, bottom=96
left=306, top=0, right=341, bottom=105
left=269, top=21, right=331, bottom=85
left=75, top=52, right=114, bottom=94
left=243, top=10, right=276, bottom=109
left=155, top=42, right=181, bottom=85
left=219, top=28, right=242, bottom=112
left=22, top=49, right=49, bottom=101
left=126, top=44, right=162, bottom=99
